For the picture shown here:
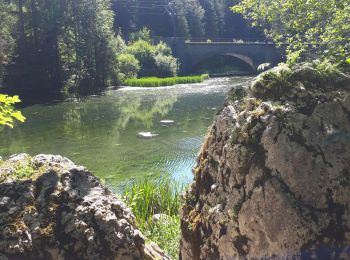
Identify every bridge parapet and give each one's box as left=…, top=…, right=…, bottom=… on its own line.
left=152, top=36, right=284, bottom=74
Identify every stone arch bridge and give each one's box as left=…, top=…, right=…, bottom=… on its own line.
left=153, top=37, right=284, bottom=75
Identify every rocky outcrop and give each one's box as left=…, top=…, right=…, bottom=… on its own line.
left=180, top=63, right=350, bottom=259
left=0, top=154, right=169, bottom=260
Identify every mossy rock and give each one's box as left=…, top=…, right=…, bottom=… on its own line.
left=250, top=63, right=293, bottom=100
left=250, top=61, right=350, bottom=101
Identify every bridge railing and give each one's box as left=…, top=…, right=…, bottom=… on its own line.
left=152, top=36, right=273, bottom=44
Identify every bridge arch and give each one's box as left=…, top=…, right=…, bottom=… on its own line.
left=189, top=53, right=256, bottom=75
left=224, top=53, right=256, bottom=71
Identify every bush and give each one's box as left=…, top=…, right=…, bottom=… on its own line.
left=126, top=40, right=156, bottom=71
left=155, top=41, right=173, bottom=57
left=129, top=27, right=152, bottom=43
left=123, top=36, right=178, bottom=78
left=154, top=54, right=177, bottom=77
left=117, top=53, right=140, bottom=79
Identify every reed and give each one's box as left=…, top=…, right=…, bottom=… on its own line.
left=123, top=74, right=209, bottom=87
left=122, top=175, right=185, bottom=259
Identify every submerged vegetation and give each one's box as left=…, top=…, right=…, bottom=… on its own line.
left=124, top=74, right=209, bottom=87
left=122, top=176, right=185, bottom=259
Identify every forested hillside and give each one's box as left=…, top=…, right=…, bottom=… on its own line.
left=112, top=0, right=261, bottom=39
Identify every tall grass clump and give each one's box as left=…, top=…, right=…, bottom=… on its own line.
left=123, top=74, right=209, bottom=87
left=122, top=175, right=186, bottom=259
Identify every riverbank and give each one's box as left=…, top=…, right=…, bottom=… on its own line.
left=123, top=74, right=209, bottom=87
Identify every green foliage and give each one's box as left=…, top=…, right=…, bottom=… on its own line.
left=113, top=0, right=260, bottom=39
left=117, top=53, right=140, bottom=79
left=123, top=176, right=183, bottom=222
left=0, top=156, right=37, bottom=183
left=155, top=42, right=173, bottom=57
left=129, top=27, right=152, bottom=43
left=232, top=0, right=350, bottom=65
left=12, top=160, right=36, bottom=180
left=154, top=55, right=178, bottom=78
left=171, top=0, right=205, bottom=37
left=3, top=0, right=120, bottom=94
left=0, top=1, right=16, bottom=82
left=123, top=74, right=209, bottom=87
left=0, top=94, right=26, bottom=128
left=122, top=175, right=184, bottom=259
left=286, top=49, right=305, bottom=66
left=144, top=216, right=180, bottom=259
left=124, top=39, right=178, bottom=78
left=313, top=59, right=341, bottom=80
left=126, top=40, right=156, bottom=73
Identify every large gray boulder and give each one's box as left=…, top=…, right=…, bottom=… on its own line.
left=0, top=154, right=168, bottom=260
left=180, top=63, right=350, bottom=259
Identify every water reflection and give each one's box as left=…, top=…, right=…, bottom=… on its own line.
left=114, top=94, right=178, bottom=129
left=0, top=77, right=251, bottom=189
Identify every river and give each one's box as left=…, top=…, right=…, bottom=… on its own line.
left=0, top=77, right=251, bottom=192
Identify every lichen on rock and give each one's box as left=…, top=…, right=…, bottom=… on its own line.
left=0, top=154, right=169, bottom=260
left=180, top=62, right=350, bottom=259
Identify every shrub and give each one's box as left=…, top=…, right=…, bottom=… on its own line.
left=124, top=36, right=178, bottom=78
left=129, top=27, right=152, bottom=43
left=154, top=54, right=177, bottom=77
left=126, top=40, right=155, bottom=68
left=117, top=53, right=140, bottom=79
left=155, top=41, right=173, bottom=57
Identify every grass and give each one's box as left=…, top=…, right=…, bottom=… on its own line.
left=123, top=74, right=209, bottom=87
left=122, top=175, right=186, bottom=259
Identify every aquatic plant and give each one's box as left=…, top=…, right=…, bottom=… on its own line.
left=123, top=74, right=209, bottom=87
left=122, top=175, right=186, bottom=259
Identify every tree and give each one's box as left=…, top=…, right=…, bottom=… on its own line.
left=172, top=0, right=205, bottom=37
left=0, top=1, right=17, bottom=85
left=232, top=0, right=350, bottom=64
left=3, top=0, right=120, bottom=95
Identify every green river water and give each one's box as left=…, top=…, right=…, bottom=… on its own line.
left=0, top=77, right=251, bottom=192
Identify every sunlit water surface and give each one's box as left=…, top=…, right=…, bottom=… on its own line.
left=0, top=77, right=251, bottom=192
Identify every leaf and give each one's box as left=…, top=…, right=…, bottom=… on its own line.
left=346, top=57, right=350, bottom=64
left=12, top=111, right=26, bottom=122
left=0, top=94, right=26, bottom=127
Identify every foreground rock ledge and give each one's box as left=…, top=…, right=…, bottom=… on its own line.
left=180, top=64, right=350, bottom=259
left=0, top=154, right=169, bottom=260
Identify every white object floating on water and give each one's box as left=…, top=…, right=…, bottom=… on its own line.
left=160, top=120, right=175, bottom=124
left=137, top=132, right=159, bottom=138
